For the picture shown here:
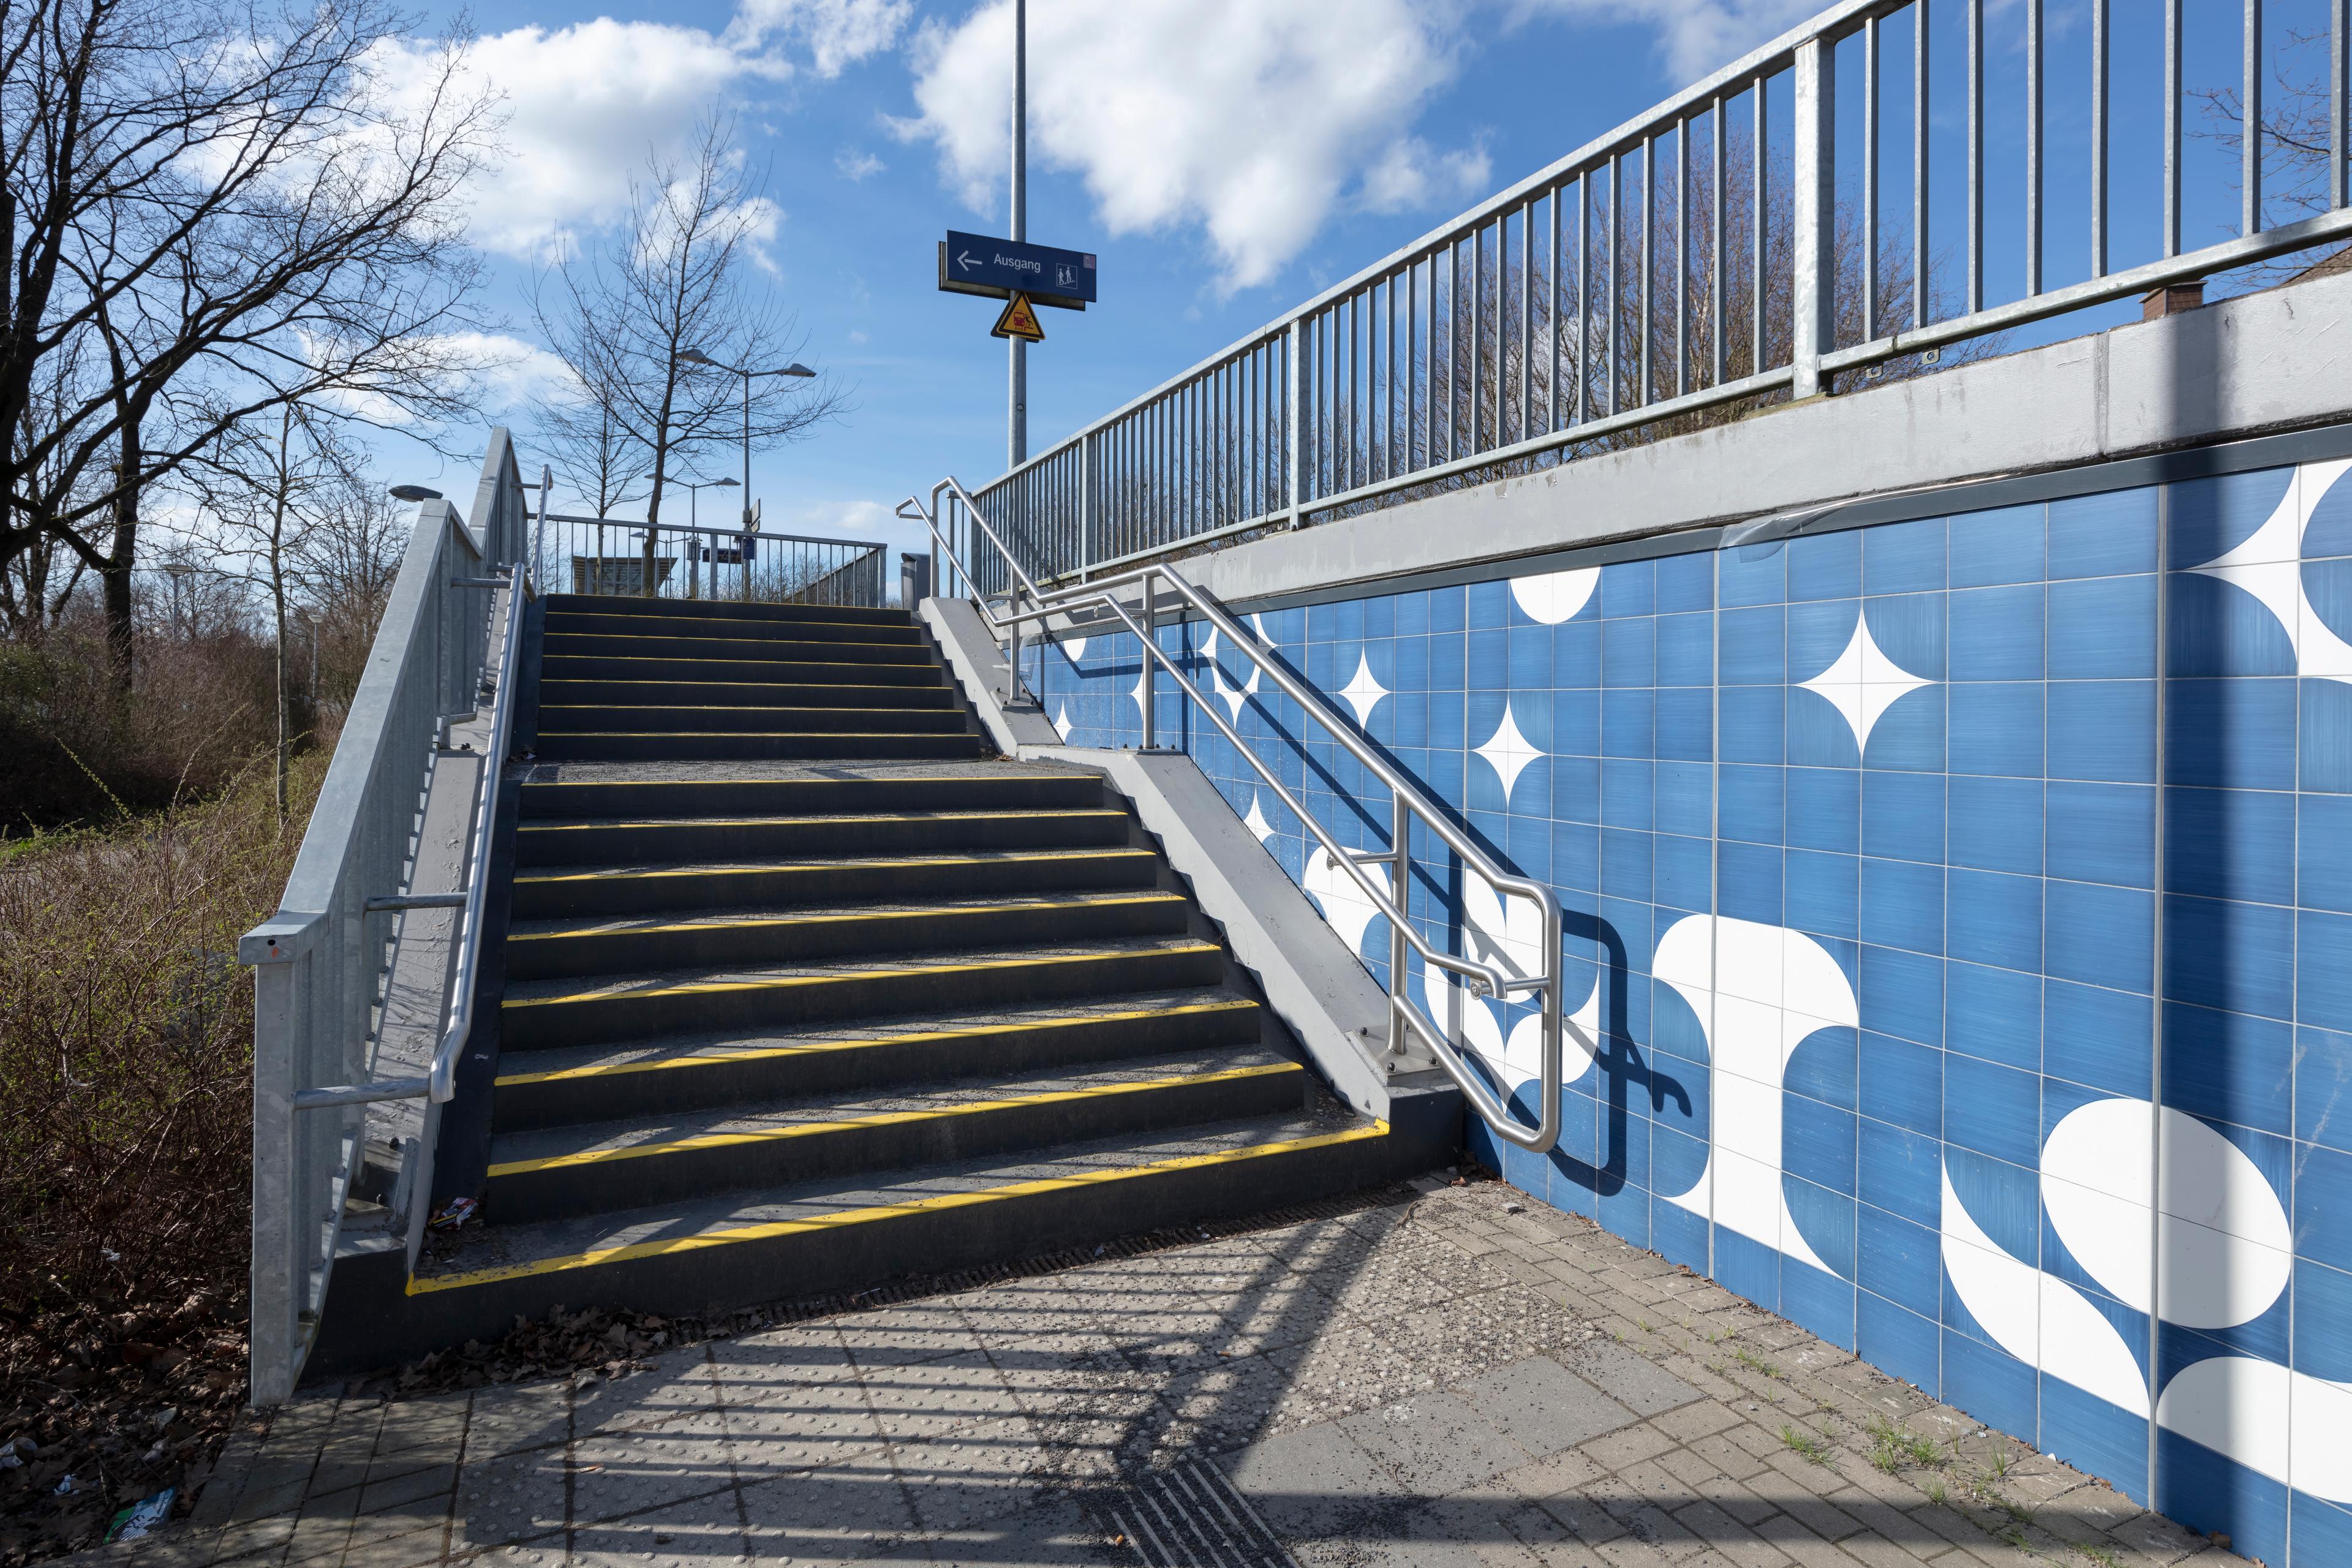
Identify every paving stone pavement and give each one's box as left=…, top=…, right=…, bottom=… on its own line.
left=81, top=1180, right=2253, bottom=1568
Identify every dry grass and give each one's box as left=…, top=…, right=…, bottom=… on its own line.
left=0, top=753, right=323, bottom=1562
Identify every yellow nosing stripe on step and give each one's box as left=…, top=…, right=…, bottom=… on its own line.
left=513, top=848, right=1147, bottom=887
left=409, top=1120, right=1389, bottom=1293
left=492, top=999, right=1259, bottom=1087
left=502, top=941, right=1221, bottom=1010
left=508, top=891, right=1181, bottom=945
left=518, top=809, right=1118, bottom=834
left=485, top=1061, right=1302, bottom=1177
left=545, top=630, right=917, bottom=647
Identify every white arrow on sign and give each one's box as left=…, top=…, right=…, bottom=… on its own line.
left=956, top=250, right=981, bottom=273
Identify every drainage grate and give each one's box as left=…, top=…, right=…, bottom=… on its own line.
left=1100, top=1460, right=1300, bottom=1568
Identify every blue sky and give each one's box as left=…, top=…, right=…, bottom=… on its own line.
left=375, top=0, right=2335, bottom=568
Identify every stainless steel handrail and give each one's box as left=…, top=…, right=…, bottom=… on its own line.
left=288, top=473, right=543, bottom=1111
left=903, top=477, right=1566, bottom=1153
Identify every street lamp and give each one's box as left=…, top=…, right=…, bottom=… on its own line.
left=162, top=562, right=195, bottom=639
left=677, top=475, right=740, bottom=530
left=388, top=483, right=443, bottom=503
left=675, top=349, right=815, bottom=530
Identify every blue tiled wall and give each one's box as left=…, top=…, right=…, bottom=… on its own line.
left=1025, top=452, right=2352, bottom=1564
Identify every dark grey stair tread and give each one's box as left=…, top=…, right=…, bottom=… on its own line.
left=520, top=758, right=1090, bottom=785
left=518, top=806, right=1125, bottom=834
left=499, top=933, right=1224, bottom=1008
left=506, top=887, right=1186, bottom=941
left=545, top=610, right=913, bottom=633
left=492, top=986, right=1259, bottom=1084
left=513, top=845, right=1154, bottom=884
left=486, top=1044, right=1298, bottom=1169
left=420, top=1107, right=1374, bottom=1284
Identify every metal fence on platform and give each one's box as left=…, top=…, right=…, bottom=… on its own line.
left=533, top=513, right=888, bottom=608
left=958, top=0, right=2352, bottom=590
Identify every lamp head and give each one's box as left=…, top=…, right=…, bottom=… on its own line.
left=388, top=483, right=443, bottom=502
left=676, top=349, right=719, bottom=368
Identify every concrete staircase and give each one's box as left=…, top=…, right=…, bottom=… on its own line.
left=316, top=593, right=1409, bottom=1371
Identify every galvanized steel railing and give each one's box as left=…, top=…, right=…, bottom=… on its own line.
left=237, top=432, right=541, bottom=1405
left=904, top=480, right=1567, bottom=1155
left=533, top=512, right=888, bottom=608
left=970, top=0, right=2352, bottom=586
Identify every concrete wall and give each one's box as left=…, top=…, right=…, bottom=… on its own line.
left=1013, top=409, right=2352, bottom=1566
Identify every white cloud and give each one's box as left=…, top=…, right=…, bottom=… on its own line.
left=734, top=0, right=913, bottom=77
left=365, top=21, right=781, bottom=260
left=1359, top=135, right=1492, bottom=216
left=836, top=147, right=886, bottom=181
left=900, top=0, right=1479, bottom=291
left=1507, top=0, right=1820, bottom=81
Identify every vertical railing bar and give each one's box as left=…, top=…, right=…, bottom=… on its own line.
left=1608, top=152, right=1621, bottom=417
left=1549, top=184, right=1562, bottom=432
left=2245, top=0, right=2264, bottom=235
left=1448, top=239, right=1461, bottom=464
left=1373, top=275, right=1392, bottom=484
left=2092, top=0, right=2109, bottom=277
left=2027, top=0, right=2043, bottom=296
left=1713, top=99, right=1727, bottom=385
left=1409, top=260, right=1422, bottom=473
left=1752, top=77, right=1766, bottom=374
left=1472, top=225, right=1485, bottom=456
left=1641, top=133, right=1655, bottom=410
left=1916, top=0, right=1931, bottom=326
left=1578, top=174, right=1591, bottom=424
left=1865, top=12, right=1880, bottom=336
left=1968, top=0, right=1983, bottom=312
left=2167, top=0, right=2183, bottom=256
left=1677, top=118, right=1690, bottom=399
left=1520, top=198, right=1533, bottom=445
left=2334, top=0, right=2348, bottom=210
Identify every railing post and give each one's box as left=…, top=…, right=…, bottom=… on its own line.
left=248, top=953, right=300, bottom=1406
left=1006, top=597, right=1022, bottom=708
left=1285, top=319, right=1304, bottom=529
left=1389, top=789, right=1410, bottom=1057
left=1792, top=34, right=1836, bottom=401
left=1139, top=573, right=1157, bottom=747
left=1079, top=432, right=1095, bottom=580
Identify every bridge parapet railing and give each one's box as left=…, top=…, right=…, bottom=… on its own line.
left=236, top=430, right=540, bottom=1406
left=966, top=0, right=2352, bottom=588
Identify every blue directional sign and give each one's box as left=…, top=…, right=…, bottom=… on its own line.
left=938, top=231, right=1096, bottom=309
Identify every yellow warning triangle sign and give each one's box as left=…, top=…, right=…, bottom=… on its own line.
left=991, top=291, right=1045, bottom=342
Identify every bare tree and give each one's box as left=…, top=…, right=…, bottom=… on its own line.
left=0, top=0, right=501, bottom=689
left=2193, top=23, right=2350, bottom=284
left=530, top=311, right=649, bottom=521
left=533, top=116, right=846, bottom=535
left=180, top=403, right=364, bottom=817
left=292, top=469, right=402, bottom=712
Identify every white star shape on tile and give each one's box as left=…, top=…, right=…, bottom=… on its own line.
left=2189, top=456, right=2352, bottom=684
left=1338, top=650, right=1388, bottom=726
left=1052, top=703, right=1073, bottom=742
left=1058, top=635, right=1087, bottom=664
left=1203, top=630, right=1260, bottom=724
left=1798, top=609, right=1931, bottom=754
left=1473, top=701, right=1544, bottom=804
left=1242, top=793, right=1276, bottom=845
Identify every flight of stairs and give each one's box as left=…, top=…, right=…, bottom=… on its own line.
left=325, top=592, right=1404, bottom=1365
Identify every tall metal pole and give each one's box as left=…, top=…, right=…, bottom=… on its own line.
left=1008, top=0, right=1027, bottom=468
